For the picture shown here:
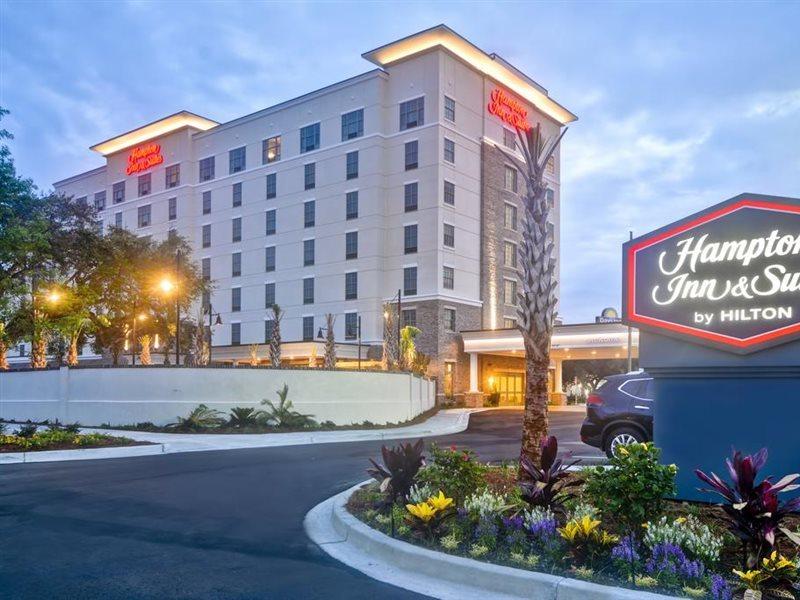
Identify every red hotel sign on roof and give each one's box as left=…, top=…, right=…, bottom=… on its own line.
left=126, top=143, right=164, bottom=175
left=487, top=88, right=531, bottom=131
left=622, top=193, right=800, bottom=354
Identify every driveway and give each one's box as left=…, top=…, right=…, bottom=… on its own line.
left=0, top=409, right=599, bottom=599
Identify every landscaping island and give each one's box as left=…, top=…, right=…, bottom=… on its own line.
left=0, top=424, right=145, bottom=453
left=346, top=441, right=799, bottom=600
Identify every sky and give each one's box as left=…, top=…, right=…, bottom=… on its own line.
left=1, top=1, right=799, bottom=323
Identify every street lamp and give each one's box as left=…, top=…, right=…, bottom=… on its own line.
left=157, top=249, right=181, bottom=365
left=204, top=303, right=222, bottom=363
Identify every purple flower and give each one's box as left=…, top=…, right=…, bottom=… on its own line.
left=645, top=543, right=704, bottom=582
left=528, top=516, right=558, bottom=541
left=710, top=574, right=732, bottom=600
left=474, top=515, right=498, bottom=541
left=611, top=535, right=640, bottom=563
left=502, top=515, right=524, bottom=531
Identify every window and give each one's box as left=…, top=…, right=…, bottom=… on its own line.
left=444, top=138, right=455, bottom=163
left=404, top=141, right=418, bottom=170
left=265, top=209, right=276, bottom=235
left=341, top=109, right=364, bottom=140
left=404, top=266, right=417, bottom=296
left=229, top=146, right=246, bottom=174
left=232, top=182, right=242, bottom=207
left=265, top=282, right=275, bottom=307
left=303, top=277, right=314, bottom=304
left=444, top=180, right=455, bottom=206
left=443, top=223, right=455, bottom=248
left=503, top=317, right=517, bottom=329
left=199, top=156, right=215, bottom=182
left=546, top=188, right=555, bottom=205
left=137, top=204, right=151, bottom=227
left=304, top=201, right=315, bottom=228
left=444, top=308, right=456, bottom=331
left=345, top=231, right=358, bottom=259
left=203, top=191, right=211, bottom=214
left=443, top=362, right=454, bottom=397
left=345, top=313, right=358, bottom=340
left=265, top=246, right=275, bottom=272
left=504, top=166, right=518, bottom=192
left=266, top=173, right=276, bottom=199
left=346, top=191, right=358, bottom=220
left=503, top=128, right=516, bottom=150
left=263, top=135, right=281, bottom=164
left=232, top=252, right=241, bottom=277
left=96, top=219, right=104, bottom=235
left=443, top=266, right=454, bottom=290
left=504, top=203, right=518, bottom=230
left=402, top=309, right=417, bottom=327
left=346, top=151, right=358, bottom=179
left=168, top=197, right=177, bottom=221
left=113, top=181, right=125, bottom=204
left=114, top=211, right=122, bottom=228
left=265, top=319, right=275, bottom=343
left=404, top=224, right=417, bottom=254
left=304, top=163, right=316, bottom=190
left=302, top=316, right=314, bottom=341
left=202, top=224, right=211, bottom=248
left=166, top=164, right=180, bottom=188
left=399, top=97, right=424, bottom=130
left=232, top=217, right=242, bottom=242
left=303, top=239, right=315, bottom=266
left=404, top=182, right=418, bottom=212
left=504, top=241, right=517, bottom=267
left=202, top=257, right=211, bottom=281
left=231, top=287, right=241, bottom=311
left=300, top=122, right=320, bottom=153
left=231, top=322, right=241, bottom=346
left=138, top=173, right=151, bottom=197
left=504, top=279, right=517, bottom=305
left=94, top=191, right=106, bottom=211
left=345, top=272, right=358, bottom=300
left=444, top=96, right=455, bottom=122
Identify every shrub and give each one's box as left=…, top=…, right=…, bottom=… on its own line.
left=558, top=515, right=618, bottom=566
left=585, top=442, right=676, bottom=532
left=404, top=491, right=455, bottom=541
left=260, top=384, right=317, bottom=428
left=417, top=443, right=486, bottom=504
left=642, top=515, right=724, bottom=568
left=463, top=489, right=508, bottom=518
left=16, top=423, right=38, bottom=438
left=518, top=435, right=580, bottom=516
left=168, top=404, right=225, bottom=431
left=695, top=447, right=800, bottom=569
left=228, top=407, right=263, bottom=428
left=367, top=439, right=425, bottom=504
left=63, top=422, right=81, bottom=434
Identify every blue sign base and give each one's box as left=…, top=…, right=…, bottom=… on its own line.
left=641, top=332, right=800, bottom=501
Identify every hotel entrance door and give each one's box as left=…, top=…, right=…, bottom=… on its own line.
left=496, top=372, right=524, bottom=405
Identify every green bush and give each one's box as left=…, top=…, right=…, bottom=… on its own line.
left=168, top=404, right=225, bottom=431
left=260, top=384, right=317, bottom=428
left=417, top=443, right=486, bottom=505
left=584, top=442, right=676, bottom=532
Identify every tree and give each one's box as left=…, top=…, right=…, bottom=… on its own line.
left=323, top=313, right=336, bottom=369
left=382, top=302, right=398, bottom=371
left=268, top=304, right=282, bottom=367
left=248, top=344, right=260, bottom=366
left=192, top=310, right=209, bottom=366
left=400, top=325, right=421, bottom=369
left=139, top=334, right=152, bottom=365
left=497, top=123, right=567, bottom=469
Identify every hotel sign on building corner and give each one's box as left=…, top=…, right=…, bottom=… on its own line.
left=623, top=193, right=800, bottom=354
left=487, top=88, right=531, bottom=131
left=126, top=143, right=164, bottom=175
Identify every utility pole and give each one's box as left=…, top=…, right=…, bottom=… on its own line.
left=357, top=315, right=362, bottom=370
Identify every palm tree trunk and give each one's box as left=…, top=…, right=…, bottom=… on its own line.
left=0, top=339, right=8, bottom=370
left=521, top=356, right=550, bottom=463
left=67, top=335, right=79, bottom=366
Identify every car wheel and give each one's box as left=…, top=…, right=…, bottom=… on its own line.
left=605, top=427, right=645, bottom=459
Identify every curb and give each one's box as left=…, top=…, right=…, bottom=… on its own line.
left=0, top=443, right=166, bottom=464
left=304, top=482, right=680, bottom=600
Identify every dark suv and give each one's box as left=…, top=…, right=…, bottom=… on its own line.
left=579, top=371, right=653, bottom=458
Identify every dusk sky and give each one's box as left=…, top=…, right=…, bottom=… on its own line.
left=2, top=1, right=798, bottom=322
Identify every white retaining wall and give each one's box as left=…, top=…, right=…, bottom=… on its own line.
left=0, top=367, right=436, bottom=427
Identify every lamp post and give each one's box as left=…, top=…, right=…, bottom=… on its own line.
left=130, top=303, right=148, bottom=366
left=175, top=250, right=181, bottom=365
left=205, top=303, right=222, bottom=363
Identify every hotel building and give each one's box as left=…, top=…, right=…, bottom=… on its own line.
left=46, top=25, right=633, bottom=404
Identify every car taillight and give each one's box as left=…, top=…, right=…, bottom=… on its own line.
left=586, top=393, right=603, bottom=406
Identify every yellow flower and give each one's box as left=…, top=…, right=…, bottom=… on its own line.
left=558, top=515, right=601, bottom=542
left=617, top=446, right=629, bottom=456
left=674, top=517, right=686, bottom=524
left=594, top=531, right=619, bottom=546
left=733, top=569, right=766, bottom=588
left=762, top=551, right=795, bottom=571
left=406, top=501, right=437, bottom=523
left=427, top=490, right=453, bottom=512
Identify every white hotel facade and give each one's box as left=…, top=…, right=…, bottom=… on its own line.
left=47, top=25, right=625, bottom=404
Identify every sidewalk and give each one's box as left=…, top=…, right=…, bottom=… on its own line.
left=0, top=409, right=475, bottom=465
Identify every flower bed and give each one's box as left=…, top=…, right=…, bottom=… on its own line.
left=0, top=426, right=144, bottom=453
left=349, top=440, right=800, bottom=600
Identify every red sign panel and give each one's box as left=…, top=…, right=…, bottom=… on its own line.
left=487, top=88, right=531, bottom=131
left=126, top=143, right=164, bottom=176
left=623, top=193, right=800, bottom=354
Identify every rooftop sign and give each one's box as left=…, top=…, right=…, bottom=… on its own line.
left=126, top=143, right=164, bottom=175
left=623, top=193, right=800, bottom=354
left=487, top=88, right=531, bottom=131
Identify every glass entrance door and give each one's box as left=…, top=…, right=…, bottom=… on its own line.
left=496, top=372, right=524, bottom=405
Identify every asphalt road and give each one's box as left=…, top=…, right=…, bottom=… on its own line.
left=0, top=409, right=599, bottom=600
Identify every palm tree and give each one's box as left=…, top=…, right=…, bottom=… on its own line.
left=497, top=123, right=567, bottom=469
left=138, top=334, right=152, bottom=365
left=268, top=304, right=283, bottom=367
left=323, top=313, right=336, bottom=369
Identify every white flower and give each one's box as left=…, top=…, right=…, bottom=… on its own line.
left=464, top=489, right=507, bottom=517
left=643, top=515, right=723, bottom=566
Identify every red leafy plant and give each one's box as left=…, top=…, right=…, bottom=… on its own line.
left=695, top=447, right=800, bottom=569
left=518, top=435, right=581, bottom=516
left=367, top=439, right=425, bottom=504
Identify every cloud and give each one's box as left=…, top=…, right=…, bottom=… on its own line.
left=745, top=88, right=800, bottom=119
